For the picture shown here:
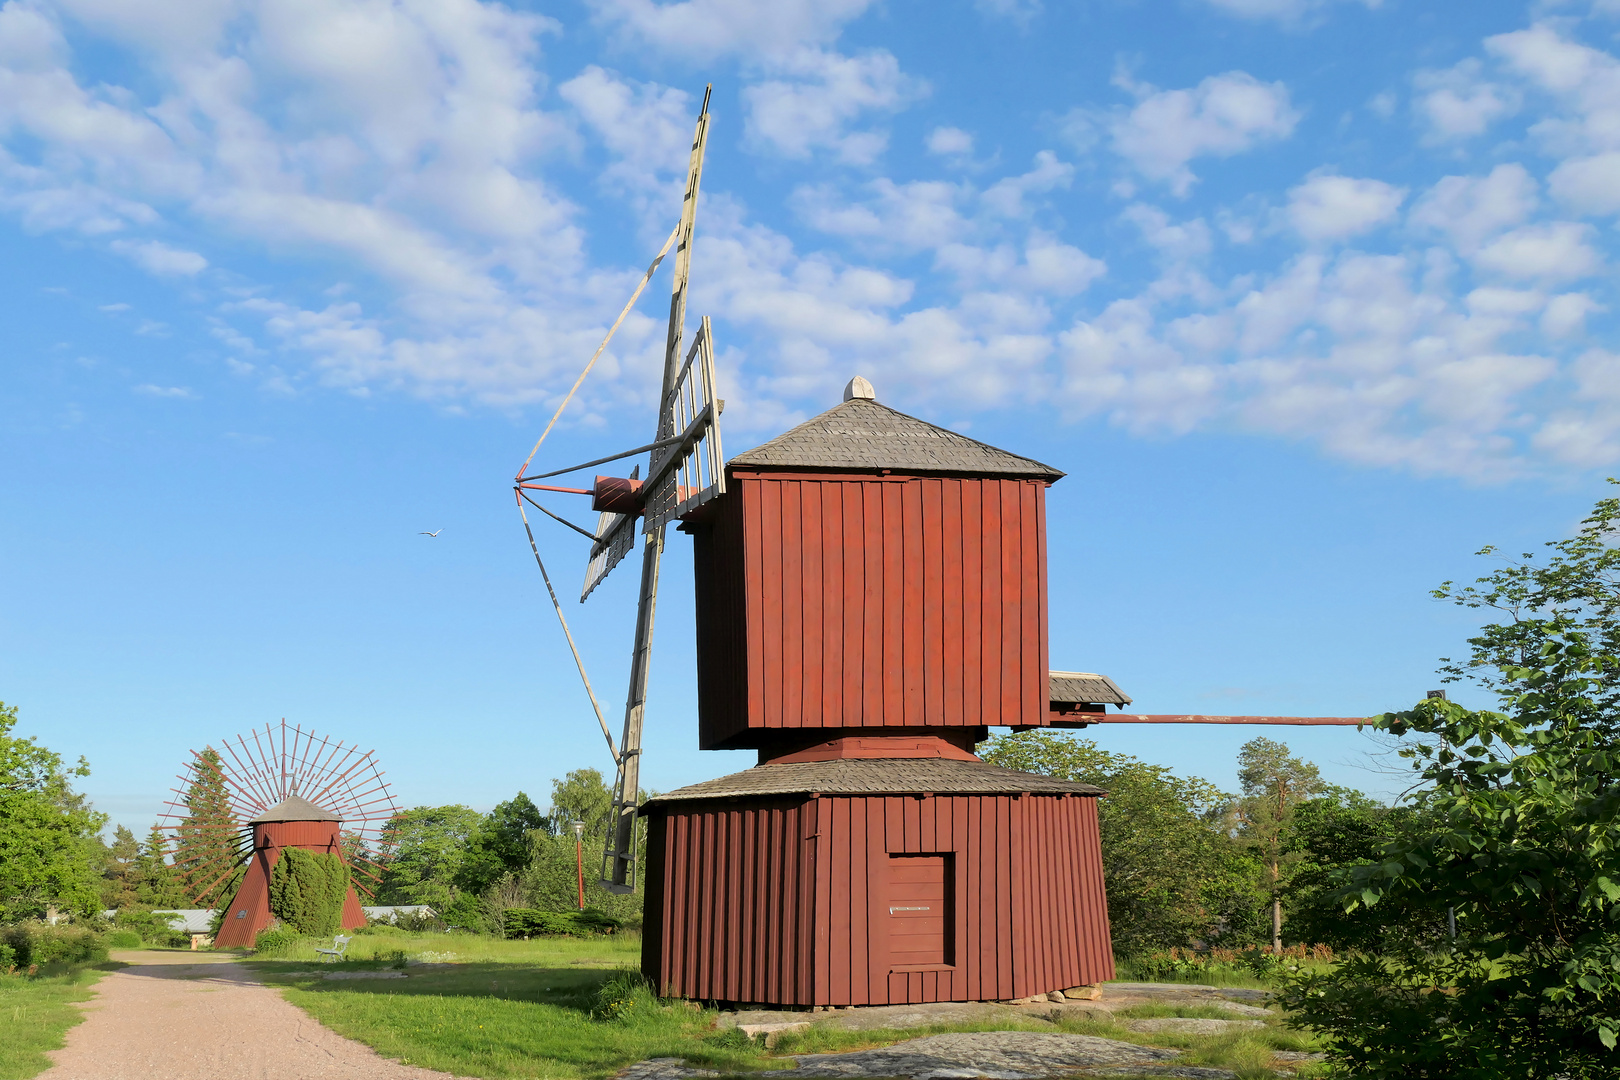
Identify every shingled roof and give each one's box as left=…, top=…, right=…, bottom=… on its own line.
left=249, top=794, right=340, bottom=823
left=728, top=397, right=1063, bottom=479
left=1050, top=671, right=1133, bottom=707
left=642, top=758, right=1103, bottom=808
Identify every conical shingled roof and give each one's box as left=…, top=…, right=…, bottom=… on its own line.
left=728, top=397, right=1063, bottom=480
left=249, top=794, right=340, bottom=824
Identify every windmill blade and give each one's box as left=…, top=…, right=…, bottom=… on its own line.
left=642, top=316, right=726, bottom=531
left=581, top=466, right=640, bottom=601
left=601, top=85, right=712, bottom=896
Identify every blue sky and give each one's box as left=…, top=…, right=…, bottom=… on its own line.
left=4, top=0, right=1619, bottom=836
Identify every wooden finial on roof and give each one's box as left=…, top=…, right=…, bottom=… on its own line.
left=843, top=375, right=875, bottom=402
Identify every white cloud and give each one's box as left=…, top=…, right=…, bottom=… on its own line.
left=926, top=126, right=974, bottom=157
left=1108, top=71, right=1299, bottom=196
left=743, top=49, right=925, bottom=164
left=585, top=0, right=875, bottom=59
left=1197, top=0, right=1381, bottom=21
left=1471, top=222, right=1602, bottom=282
left=794, top=178, right=966, bottom=251
left=974, top=0, right=1041, bottom=23
left=560, top=67, right=692, bottom=194
left=1548, top=151, right=1620, bottom=214
left=1123, top=204, right=1213, bottom=262
left=980, top=151, right=1073, bottom=217
left=1286, top=173, right=1405, bottom=241
left=1413, top=59, right=1518, bottom=140
left=133, top=383, right=196, bottom=398
left=1408, top=164, right=1538, bottom=254
left=110, top=239, right=207, bottom=275
left=1541, top=292, right=1601, bottom=337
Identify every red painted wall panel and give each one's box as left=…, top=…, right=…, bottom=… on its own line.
left=692, top=473, right=1053, bottom=749
left=644, top=792, right=1113, bottom=1006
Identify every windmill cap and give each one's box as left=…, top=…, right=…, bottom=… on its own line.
left=249, top=794, right=340, bottom=823
left=843, top=376, right=876, bottom=402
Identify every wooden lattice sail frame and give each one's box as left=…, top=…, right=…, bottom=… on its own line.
left=159, top=720, right=399, bottom=905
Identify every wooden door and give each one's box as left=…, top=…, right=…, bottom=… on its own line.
left=886, top=853, right=952, bottom=967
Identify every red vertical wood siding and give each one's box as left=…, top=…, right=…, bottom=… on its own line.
left=212, top=819, right=367, bottom=948
left=691, top=473, right=1053, bottom=749
left=643, top=792, right=1113, bottom=1005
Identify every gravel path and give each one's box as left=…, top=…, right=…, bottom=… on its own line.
left=40, top=950, right=469, bottom=1080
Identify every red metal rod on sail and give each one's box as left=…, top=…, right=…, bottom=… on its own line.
left=518, top=484, right=594, bottom=496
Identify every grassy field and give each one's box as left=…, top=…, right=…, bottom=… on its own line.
left=0, top=964, right=117, bottom=1080
left=252, top=933, right=1324, bottom=1080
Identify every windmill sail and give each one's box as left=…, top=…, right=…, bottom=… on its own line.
left=581, top=465, right=639, bottom=602
left=599, top=87, right=712, bottom=895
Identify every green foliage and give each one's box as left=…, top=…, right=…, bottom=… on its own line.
left=520, top=833, right=645, bottom=926
left=1434, top=479, right=1620, bottom=715
left=550, top=769, right=615, bottom=840
left=1281, top=791, right=1430, bottom=953
left=113, top=907, right=189, bottom=947
left=2, top=923, right=109, bottom=967
left=100, top=824, right=141, bottom=910
left=376, top=804, right=485, bottom=910
left=981, top=730, right=1264, bottom=954
left=251, top=926, right=304, bottom=955
left=1277, top=494, right=1620, bottom=1077
left=591, top=968, right=658, bottom=1022
left=131, top=825, right=189, bottom=908
left=504, top=908, right=624, bottom=939
left=268, top=847, right=350, bottom=936
left=172, top=749, right=244, bottom=907
left=0, top=702, right=108, bottom=921
left=106, top=929, right=142, bottom=949
left=455, top=792, right=547, bottom=895
left=1233, top=736, right=1325, bottom=950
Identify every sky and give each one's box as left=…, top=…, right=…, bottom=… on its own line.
left=4, top=0, right=1620, bottom=837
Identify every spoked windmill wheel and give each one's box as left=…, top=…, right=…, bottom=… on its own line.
left=159, top=720, right=399, bottom=947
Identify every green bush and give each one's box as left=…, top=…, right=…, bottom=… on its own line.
left=268, top=848, right=349, bottom=936
left=115, top=909, right=188, bottom=947
left=591, top=968, right=659, bottom=1022
left=251, top=927, right=303, bottom=955
left=106, top=929, right=141, bottom=949
left=0, top=941, right=15, bottom=972
left=502, top=907, right=624, bottom=939
left=2, top=924, right=108, bottom=967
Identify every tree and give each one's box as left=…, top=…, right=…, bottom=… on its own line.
left=0, top=701, right=107, bottom=919
left=1277, top=488, right=1620, bottom=1078
left=101, top=825, right=141, bottom=910
left=1233, top=736, right=1324, bottom=951
left=455, top=792, right=547, bottom=895
left=550, top=769, right=614, bottom=841
left=375, top=804, right=484, bottom=910
left=132, top=825, right=189, bottom=908
left=982, top=731, right=1264, bottom=955
left=269, top=847, right=350, bottom=936
left=1279, top=788, right=1425, bottom=953
left=171, top=749, right=243, bottom=906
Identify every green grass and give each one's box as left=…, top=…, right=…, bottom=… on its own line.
left=251, top=929, right=642, bottom=967
left=0, top=964, right=117, bottom=1080
left=252, top=936, right=1327, bottom=1080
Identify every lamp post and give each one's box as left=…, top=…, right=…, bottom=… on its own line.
left=572, top=821, right=586, bottom=911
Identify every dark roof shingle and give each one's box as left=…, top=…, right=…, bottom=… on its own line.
left=729, top=398, right=1063, bottom=479
left=249, top=794, right=340, bottom=823
left=643, top=757, right=1103, bottom=807
left=1050, top=671, right=1132, bottom=707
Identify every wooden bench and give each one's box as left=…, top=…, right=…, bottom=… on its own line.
left=314, top=935, right=351, bottom=963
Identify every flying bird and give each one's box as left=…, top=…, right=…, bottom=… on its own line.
left=419, top=529, right=442, bottom=537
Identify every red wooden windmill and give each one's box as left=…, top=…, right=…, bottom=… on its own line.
left=515, top=90, right=1364, bottom=1007
left=161, top=721, right=398, bottom=948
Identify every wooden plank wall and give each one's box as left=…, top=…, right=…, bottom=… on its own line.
left=812, top=793, right=1113, bottom=1005
left=643, top=799, right=819, bottom=1004
left=645, top=793, right=1113, bottom=1006
left=694, top=472, right=1051, bottom=748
